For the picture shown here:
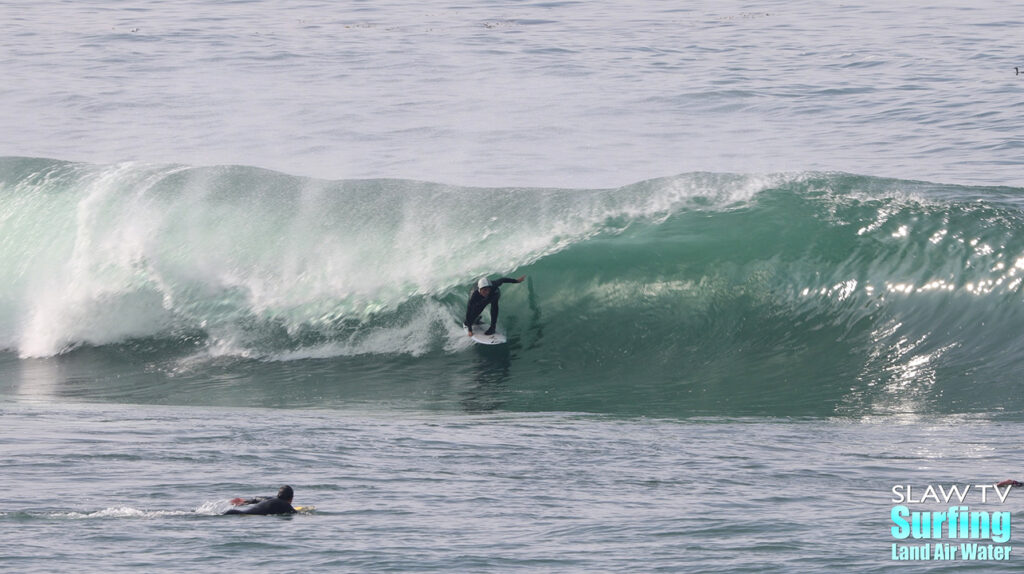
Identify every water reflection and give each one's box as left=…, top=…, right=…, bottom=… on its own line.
left=459, top=340, right=513, bottom=413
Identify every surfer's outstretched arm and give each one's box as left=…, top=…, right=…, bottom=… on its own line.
left=997, top=479, right=1024, bottom=487
left=492, top=275, right=526, bottom=286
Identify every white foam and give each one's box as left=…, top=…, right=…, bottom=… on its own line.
left=56, top=505, right=203, bottom=519
left=0, top=162, right=782, bottom=357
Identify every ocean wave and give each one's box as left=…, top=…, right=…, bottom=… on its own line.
left=0, top=156, right=776, bottom=357
left=2, top=157, right=1024, bottom=414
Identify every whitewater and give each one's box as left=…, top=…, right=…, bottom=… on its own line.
left=3, top=1, right=1024, bottom=572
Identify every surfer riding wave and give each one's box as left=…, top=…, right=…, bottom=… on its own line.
left=464, top=276, right=526, bottom=336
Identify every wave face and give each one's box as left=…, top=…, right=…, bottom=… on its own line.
left=3, top=157, right=1024, bottom=415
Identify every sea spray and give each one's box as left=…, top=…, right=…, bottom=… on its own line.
left=0, top=157, right=774, bottom=357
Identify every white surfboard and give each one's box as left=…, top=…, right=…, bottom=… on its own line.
left=468, top=327, right=506, bottom=345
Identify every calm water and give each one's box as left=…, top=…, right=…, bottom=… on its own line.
left=2, top=1, right=1024, bottom=572
left=4, top=403, right=1024, bottom=573
left=1, top=1, right=1022, bottom=187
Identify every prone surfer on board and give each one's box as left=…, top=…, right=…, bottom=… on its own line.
left=225, top=485, right=297, bottom=515
left=465, top=275, right=526, bottom=336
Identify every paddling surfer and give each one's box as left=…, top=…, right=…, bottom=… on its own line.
left=225, top=485, right=297, bottom=515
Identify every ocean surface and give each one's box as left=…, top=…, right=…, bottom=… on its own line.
left=2, top=1, right=1024, bottom=572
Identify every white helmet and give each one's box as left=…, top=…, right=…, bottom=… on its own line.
left=477, top=277, right=492, bottom=289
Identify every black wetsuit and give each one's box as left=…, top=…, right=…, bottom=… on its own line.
left=464, top=277, right=522, bottom=332
left=224, top=496, right=296, bottom=515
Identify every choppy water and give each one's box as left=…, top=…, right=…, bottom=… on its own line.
left=3, top=1, right=1024, bottom=572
